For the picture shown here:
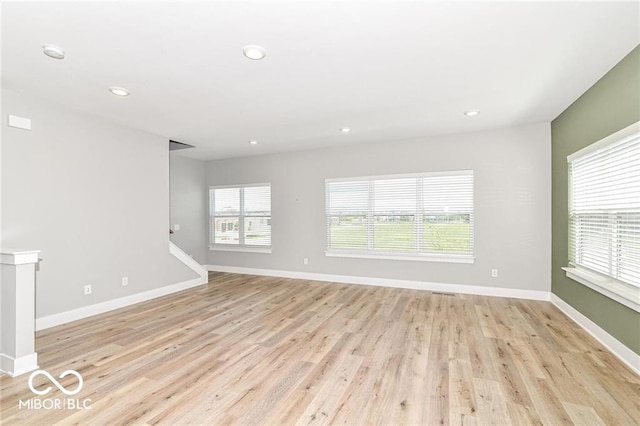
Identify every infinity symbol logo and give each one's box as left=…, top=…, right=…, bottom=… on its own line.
left=28, top=370, right=84, bottom=396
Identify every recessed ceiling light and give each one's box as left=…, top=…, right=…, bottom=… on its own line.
left=248, top=140, right=259, bottom=145
left=340, top=127, right=351, bottom=133
left=464, top=110, right=480, bottom=117
left=42, top=44, right=65, bottom=59
left=109, top=87, right=130, bottom=97
left=242, top=45, right=267, bottom=60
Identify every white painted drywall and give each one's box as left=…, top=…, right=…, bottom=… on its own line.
left=1, top=87, right=197, bottom=318
left=205, top=123, right=552, bottom=292
left=169, top=154, right=207, bottom=264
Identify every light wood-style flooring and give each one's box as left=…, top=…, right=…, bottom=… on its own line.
left=1, top=272, right=639, bottom=425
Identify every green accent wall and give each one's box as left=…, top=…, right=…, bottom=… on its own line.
left=551, top=45, right=640, bottom=355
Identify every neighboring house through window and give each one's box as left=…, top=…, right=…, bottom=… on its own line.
left=209, top=184, right=271, bottom=252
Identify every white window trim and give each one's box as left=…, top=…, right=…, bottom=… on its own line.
left=325, top=169, right=474, bottom=263
left=565, top=120, right=640, bottom=312
left=209, top=183, right=272, bottom=251
left=563, top=267, right=640, bottom=313
left=567, top=121, right=639, bottom=161
left=209, top=245, right=272, bottom=254
left=326, top=250, right=475, bottom=264
left=326, top=169, right=473, bottom=184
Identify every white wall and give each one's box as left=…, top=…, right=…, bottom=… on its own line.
left=170, top=154, right=207, bottom=264
left=206, top=123, right=552, bottom=292
left=0, top=3, right=4, bottom=350
left=1, top=87, right=197, bottom=318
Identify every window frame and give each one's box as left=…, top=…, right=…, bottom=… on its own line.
left=564, top=121, right=640, bottom=313
left=208, top=183, right=272, bottom=253
left=325, top=170, right=474, bottom=263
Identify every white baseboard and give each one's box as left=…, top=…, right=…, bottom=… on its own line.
left=0, top=352, right=38, bottom=377
left=35, top=243, right=209, bottom=331
left=205, top=264, right=550, bottom=301
left=551, top=294, right=640, bottom=376
left=36, top=276, right=207, bottom=331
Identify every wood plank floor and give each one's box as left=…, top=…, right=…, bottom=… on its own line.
left=1, top=272, right=639, bottom=425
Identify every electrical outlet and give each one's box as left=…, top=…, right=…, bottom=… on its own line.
left=84, top=284, right=92, bottom=295
left=491, top=269, right=498, bottom=278
left=174, top=224, right=180, bottom=231
left=303, top=258, right=309, bottom=265
left=122, top=276, right=129, bottom=286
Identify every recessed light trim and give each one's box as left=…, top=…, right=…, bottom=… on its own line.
left=242, top=45, right=267, bottom=60
left=43, top=44, right=65, bottom=59
left=340, top=127, right=352, bottom=133
left=109, top=87, right=130, bottom=97
left=464, top=110, right=480, bottom=117
left=248, top=140, right=259, bottom=145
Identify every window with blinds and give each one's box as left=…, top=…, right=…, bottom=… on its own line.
left=325, top=170, right=474, bottom=262
left=567, top=121, right=640, bottom=305
left=209, top=184, right=271, bottom=248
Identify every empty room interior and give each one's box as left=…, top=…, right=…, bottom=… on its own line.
left=1, top=1, right=639, bottom=425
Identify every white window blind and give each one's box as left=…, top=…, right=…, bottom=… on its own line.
left=568, top=122, right=640, bottom=293
left=209, top=184, right=271, bottom=247
left=326, top=170, right=473, bottom=262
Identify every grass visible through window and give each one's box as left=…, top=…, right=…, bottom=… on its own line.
left=329, top=220, right=471, bottom=253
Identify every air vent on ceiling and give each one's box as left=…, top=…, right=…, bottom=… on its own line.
left=169, top=140, right=195, bottom=151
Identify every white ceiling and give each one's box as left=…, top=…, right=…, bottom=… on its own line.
left=2, top=1, right=639, bottom=160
